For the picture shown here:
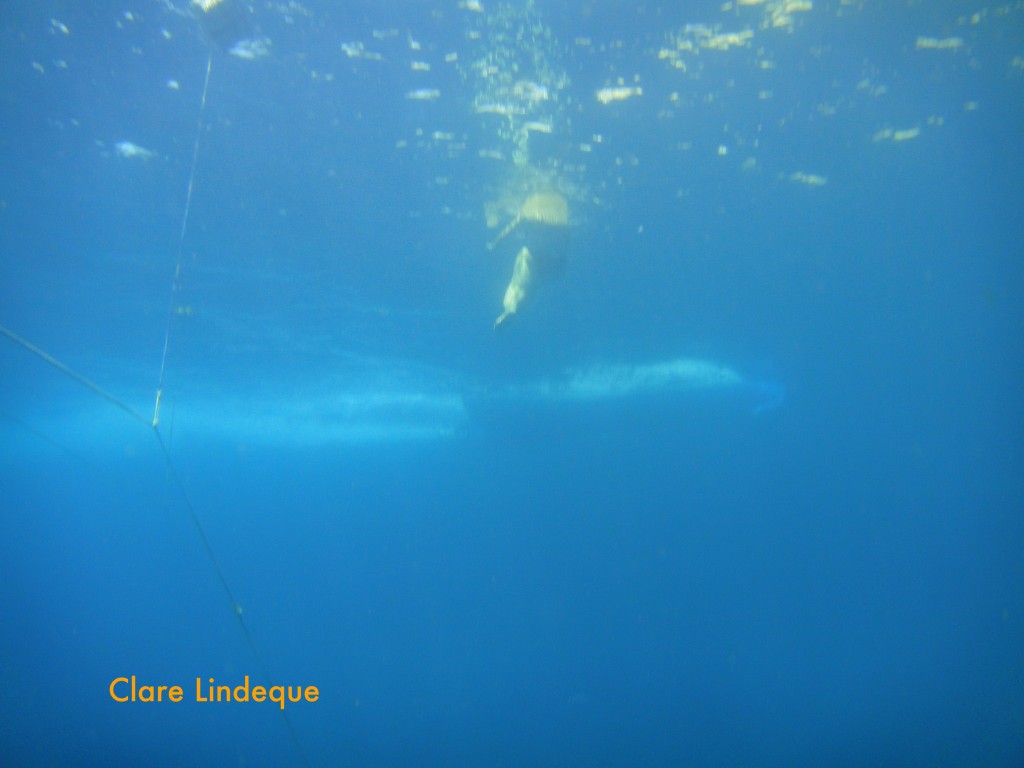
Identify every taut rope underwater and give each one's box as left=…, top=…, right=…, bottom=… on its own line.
left=153, top=52, right=212, bottom=430
left=0, top=50, right=311, bottom=767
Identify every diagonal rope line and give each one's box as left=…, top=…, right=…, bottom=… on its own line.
left=2, top=50, right=312, bottom=767
left=153, top=52, right=213, bottom=429
left=0, top=325, right=151, bottom=426
left=1, top=323, right=311, bottom=766
left=151, top=429, right=311, bottom=766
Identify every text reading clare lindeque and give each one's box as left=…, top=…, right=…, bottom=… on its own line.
left=110, top=676, right=319, bottom=710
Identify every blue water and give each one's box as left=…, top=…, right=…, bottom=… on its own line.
left=2, top=1, right=1023, bottom=765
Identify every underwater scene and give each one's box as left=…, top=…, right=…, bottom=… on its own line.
left=1, top=0, right=1022, bottom=765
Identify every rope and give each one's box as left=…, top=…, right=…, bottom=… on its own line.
left=153, top=52, right=213, bottom=429
left=1, top=50, right=312, bottom=766
left=0, top=325, right=151, bottom=426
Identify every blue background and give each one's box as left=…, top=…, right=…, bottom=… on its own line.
left=1, top=1, right=1022, bottom=765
